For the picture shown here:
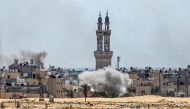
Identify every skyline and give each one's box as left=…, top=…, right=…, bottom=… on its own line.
left=1, top=0, right=190, bottom=69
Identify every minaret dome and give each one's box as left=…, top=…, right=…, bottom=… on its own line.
left=105, top=11, right=109, bottom=23
left=98, top=11, right=102, bottom=23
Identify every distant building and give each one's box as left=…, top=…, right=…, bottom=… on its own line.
left=47, top=75, right=64, bottom=98
left=8, top=59, right=39, bottom=76
left=94, top=11, right=113, bottom=70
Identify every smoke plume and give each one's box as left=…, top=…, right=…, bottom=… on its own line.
left=0, top=41, right=9, bottom=67
left=0, top=48, right=47, bottom=67
left=0, top=41, right=2, bottom=64
left=79, top=66, right=132, bottom=97
left=20, top=50, right=47, bottom=66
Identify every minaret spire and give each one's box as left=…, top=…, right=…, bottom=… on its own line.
left=97, top=11, right=103, bottom=30
left=105, top=10, right=110, bottom=30
left=106, top=10, right=108, bottom=16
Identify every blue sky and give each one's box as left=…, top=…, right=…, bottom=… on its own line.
left=0, top=0, right=190, bottom=68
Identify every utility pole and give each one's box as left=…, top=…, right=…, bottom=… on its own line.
left=177, top=73, right=181, bottom=93
left=37, top=73, right=44, bottom=101
left=158, top=70, right=161, bottom=95
left=186, top=73, right=188, bottom=97
left=64, top=77, right=66, bottom=98
left=27, top=82, right=29, bottom=97
left=78, top=79, right=79, bottom=98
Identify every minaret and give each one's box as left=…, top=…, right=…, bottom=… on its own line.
left=96, top=12, right=103, bottom=51
left=104, top=11, right=110, bottom=52
left=94, top=11, right=113, bottom=70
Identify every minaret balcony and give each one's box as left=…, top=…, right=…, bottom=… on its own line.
left=94, top=51, right=113, bottom=59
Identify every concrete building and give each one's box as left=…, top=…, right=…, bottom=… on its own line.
left=0, top=77, right=47, bottom=99
left=8, top=59, right=39, bottom=76
left=124, top=66, right=190, bottom=97
left=94, top=11, right=113, bottom=70
left=0, top=70, right=21, bottom=79
left=47, top=75, right=65, bottom=98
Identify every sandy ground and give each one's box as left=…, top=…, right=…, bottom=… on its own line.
left=0, top=95, right=190, bottom=109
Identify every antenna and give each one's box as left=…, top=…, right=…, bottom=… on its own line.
left=117, top=56, right=121, bottom=70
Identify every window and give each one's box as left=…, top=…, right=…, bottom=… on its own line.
left=141, top=90, right=145, bottom=95
left=33, top=74, right=36, bottom=79
left=180, top=82, right=184, bottom=85
left=7, top=75, right=10, bottom=79
left=74, top=89, right=76, bottom=92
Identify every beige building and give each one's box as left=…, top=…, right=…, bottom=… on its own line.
left=47, top=77, right=64, bottom=98
left=0, top=70, right=21, bottom=79
left=25, top=70, right=48, bottom=85
left=128, top=71, right=162, bottom=96
left=132, top=79, right=152, bottom=95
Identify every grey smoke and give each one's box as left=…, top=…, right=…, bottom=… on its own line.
left=0, top=0, right=91, bottom=68
left=0, top=41, right=10, bottom=67
left=0, top=48, right=47, bottom=67
left=79, top=66, right=132, bottom=97
left=0, top=40, right=2, bottom=64
left=20, top=50, right=47, bottom=66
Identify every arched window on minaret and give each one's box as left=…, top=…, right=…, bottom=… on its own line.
left=98, top=40, right=102, bottom=51
left=105, top=41, right=109, bottom=51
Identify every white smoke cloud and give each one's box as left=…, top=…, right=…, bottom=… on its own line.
left=79, top=66, right=132, bottom=96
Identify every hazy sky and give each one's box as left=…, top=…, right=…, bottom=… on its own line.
left=0, top=0, right=190, bottom=69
